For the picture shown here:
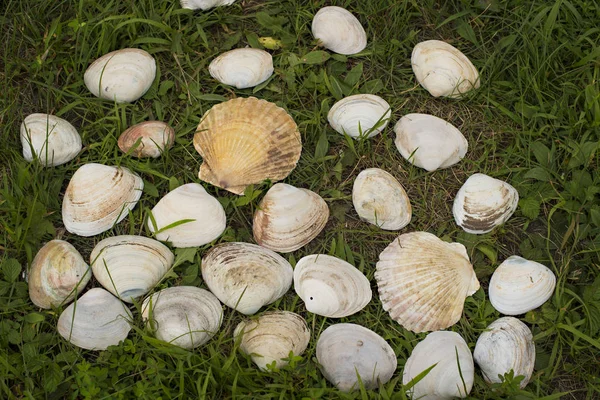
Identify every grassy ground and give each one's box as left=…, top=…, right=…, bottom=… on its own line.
left=1, top=0, right=600, bottom=398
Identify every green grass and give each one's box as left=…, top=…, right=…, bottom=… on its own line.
left=1, top=0, right=600, bottom=398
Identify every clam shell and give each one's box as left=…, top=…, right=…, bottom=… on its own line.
left=62, top=163, right=144, bottom=237
left=316, top=323, right=397, bottom=392
left=118, top=121, right=175, bottom=158
left=180, top=0, right=236, bottom=10
left=453, top=173, right=519, bottom=234
left=193, top=97, right=302, bottom=195
left=293, top=254, right=371, bottom=318
left=411, top=40, right=480, bottom=98
left=394, top=113, right=468, bottom=171
left=201, top=242, right=293, bottom=315
left=488, top=256, right=556, bottom=315
left=352, top=168, right=411, bottom=230
left=253, top=183, right=329, bottom=253
left=20, top=114, right=82, bottom=167
left=312, top=6, right=367, bottom=55
left=375, top=231, right=480, bottom=332
left=327, top=94, right=391, bottom=138
left=209, top=48, right=274, bottom=89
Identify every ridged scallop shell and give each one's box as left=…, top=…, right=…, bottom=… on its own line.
left=62, top=163, right=144, bottom=237
left=20, top=114, right=82, bottom=167
left=294, top=254, right=371, bottom=318
left=403, top=331, right=474, bottom=400
left=201, top=242, right=293, bottom=315
left=312, top=6, right=367, bottom=55
left=394, top=113, right=468, bottom=171
left=142, top=286, right=223, bottom=349
left=209, top=48, right=274, bottom=89
left=453, top=173, right=519, bottom=234
left=57, top=288, right=132, bottom=350
left=118, top=121, right=174, bottom=158
left=375, top=232, right=480, bottom=332
left=234, top=311, right=310, bottom=371
left=474, top=317, right=535, bottom=388
left=489, top=256, right=556, bottom=315
left=193, top=97, right=302, bottom=195
left=327, top=94, right=391, bottom=138
left=253, top=183, right=329, bottom=253
left=90, top=235, right=174, bottom=303
left=180, top=0, right=236, bottom=10
left=147, top=183, right=226, bottom=248
left=352, top=168, right=412, bottom=230
left=28, top=240, right=91, bottom=309
left=412, top=40, right=480, bottom=98
left=316, top=323, right=397, bottom=392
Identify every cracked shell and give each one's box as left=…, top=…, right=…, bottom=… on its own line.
left=118, top=121, right=175, bottom=158
left=209, top=48, right=274, bottom=89
left=180, top=0, right=236, bottom=10
left=327, top=94, right=391, bottom=138
left=312, top=6, right=367, bottom=55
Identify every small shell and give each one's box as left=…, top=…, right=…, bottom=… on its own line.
left=316, top=323, right=397, bottom=392
left=327, top=94, right=391, bottom=139
left=253, top=183, right=329, bottom=253
left=453, top=173, right=519, bottom=234
left=488, top=256, right=556, bottom=315
left=209, top=48, right=274, bottom=89
left=352, top=168, right=412, bottom=230
left=180, top=0, right=236, bottom=10
left=312, top=6, right=367, bottom=55
left=20, top=114, right=82, bottom=167
left=394, top=113, right=468, bottom=172
left=294, top=254, right=371, bottom=318
left=234, top=311, right=310, bottom=371
left=118, top=121, right=175, bottom=158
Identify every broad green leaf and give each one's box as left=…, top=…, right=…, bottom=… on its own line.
left=24, top=313, right=45, bottom=324
left=530, top=141, right=551, bottom=166
left=169, top=176, right=181, bottom=191
left=143, top=180, right=159, bottom=197
left=245, top=31, right=262, bottom=49
left=256, top=12, right=287, bottom=32
left=314, top=131, right=329, bottom=159
left=323, top=70, right=343, bottom=100
left=476, top=244, right=497, bottom=263
left=173, top=247, right=198, bottom=268
left=524, top=167, right=552, bottom=181
left=457, top=20, right=479, bottom=46
left=519, top=198, right=541, bottom=219
left=2, top=259, right=21, bottom=282
left=198, top=94, right=227, bottom=102
left=361, top=78, right=384, bottom=94
left=299, top=50, right=330, bottom=65
left=344, top=63, right=363, bottom=88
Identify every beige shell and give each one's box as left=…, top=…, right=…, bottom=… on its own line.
left=253, top=183, right=329, bottom=253
left=312, top=6, right=367, bottom=55
left=327, top=94, right=391, bottom=139
left=180, top=0, right=236, bottom=10
left=20, top=114, right=82, bottom=167
left=193, top=97, right=302, bottom=195
left=118, top=121, right=175, bottom=158
left=209, top=48, right=274, bottom=89
left=375, top=232, right=480, bottom=333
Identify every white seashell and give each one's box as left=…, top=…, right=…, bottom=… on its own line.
left=316, top=323, right=396, bottom=392
left=57, top=288, right=132, bottom=350
left=403, top=331, right=474, bottom=400
left=180, top=0, right=236, bottom=10
left=327, top=94, right=391, bottom=138
left=209, top=48, right=274, bottom=89
left=234, top=311, right=310, bottom=371
left=118, top=121, right=175, bottom=158
left=253, top=183, right=329, bottom=253
left=312, top=6, right=367, bottom=55
left=375, top=231, right=480, bottom=332
left=20, top=114, right=82, bottom=167
left=201, top=242, right=293, bottom=315
left=142, top=286, right=223, bottom=349
left=148, top=183, right=226, bottom=248
left=293, top=254, right=371, bottom=318
left=488, top=256, right=556, bottom=315
left=453, top=173, right=519, bottom=234
left=62, top=163, right=144, bottom=237
left=411, top=40, right=480, bottom=98
left=352, top=168, right=411, bottom=230
left=474, top=317, right=535, bottom=388
left=394, top=113, right=468, bottom=172
left=84, top=48, right=156, bottom=103
left=90, top=235, right=174, bottom=303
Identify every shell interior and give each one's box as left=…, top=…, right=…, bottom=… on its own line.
left=118, top=121, right=175, bottom=158
left=327, top=94, right=391, bottom=138
left=209, top=48, right=274, bottom=89
left=312, top=6, right=367, bottom=55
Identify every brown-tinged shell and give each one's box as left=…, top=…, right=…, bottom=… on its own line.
left=118, top=121, right=174, bottom=158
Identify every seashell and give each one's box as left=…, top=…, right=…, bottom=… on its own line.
left=90, top=235, right=174, bottom=303
left=352, top=168, right=411, bottom=230
left=453, top=173, right=519, bottom=234
left=147, top=183, right=226, bottom=248
left=316, top=323, right=397, bottom=392
left=209, top=48, right=274, bottom=89
left=180, top=0, right=236, bottom=10
left=488, top=256, right=556, bottom=315
left=201, top=242, right=293, bottom=315
left=118, top=121, right=175, bottom=158
left=62, top=163, right=144, bottom=237
left=142, top=286, right=223, bottom=349
left=403, top=331, right=474, bottom=400
left=394, top=113, right=468, bottom=172
left=474, top=317, right=535, bottom=388
left=253, top=183, right=329, bottom=253
left=20, top=114, right=82, bottom=167
left=375, top=231, right=480, bottom=333
left=28, top=240, right=91, bottom=309
left=293, top=254, right=371, bottom=318
left=57, top=288, right=132, bottom=350
left=234, top=311, right=310, bottom=371
left=312, top=6, right=367, bottom=55
left=193, top=97, right=301, bottom=195
left=327, top=94, right=391, bottom=139
left=411, top=40, right=480, bottom=98
left=84, top=48, right=156, bottom=103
